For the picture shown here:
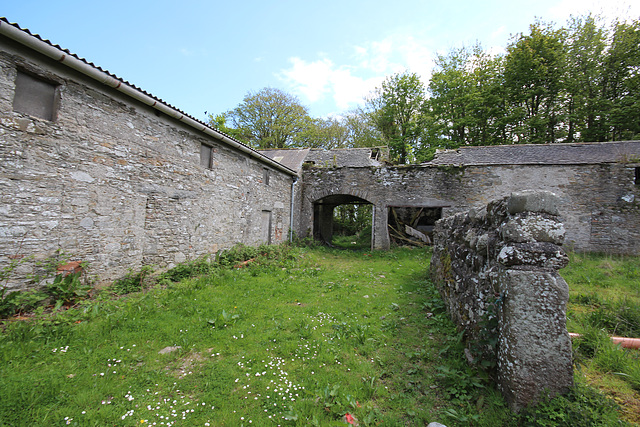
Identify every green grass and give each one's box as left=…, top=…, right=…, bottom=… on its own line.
left=330, top=230, right=372, bottom=250
left=0, top=246, right=633, bottom=426
left=562, top=252, right=640, bottom=424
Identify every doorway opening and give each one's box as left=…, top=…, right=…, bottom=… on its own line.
left=387, top=206, right=442, bottom=246
left=312, top=194, right=373, bottom=250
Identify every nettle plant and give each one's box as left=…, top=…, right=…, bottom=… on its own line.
left=1, top=248, right=92, bottom=317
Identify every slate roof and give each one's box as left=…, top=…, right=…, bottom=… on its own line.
left=258, top=149, right=311, bottom=173
left=304, top=147, right=386, bottom=168
left=428, top=141, right=640, bottom=166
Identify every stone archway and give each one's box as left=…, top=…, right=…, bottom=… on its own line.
left=312, top=194, right=373, bottom=247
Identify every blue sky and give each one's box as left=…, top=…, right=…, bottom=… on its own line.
left=3, top=0, right=638, bottom=121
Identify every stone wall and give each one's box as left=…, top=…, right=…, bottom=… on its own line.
left=0, top=40, right=293, bottom=290
left=430, top=190, right=573, bottom=411
left=299, top=162, right=640, bottom=254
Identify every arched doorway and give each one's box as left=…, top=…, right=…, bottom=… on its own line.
left=312, top=194, right=373, bottom=249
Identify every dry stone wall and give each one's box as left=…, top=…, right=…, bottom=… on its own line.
left=0, top=45, right=293, bottom=290
left=430, top=190, right=573, bottom=411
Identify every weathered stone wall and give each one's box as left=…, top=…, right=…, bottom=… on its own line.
left=430, top=190, right=573, bottom=410
left=0, top=41, right=293, bottom=290
left=299, top=162, right=640, bottom=254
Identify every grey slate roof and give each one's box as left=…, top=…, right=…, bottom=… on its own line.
left=428, top=141, right=640, bottom=166
left=258, top=149, right=311, bottom=173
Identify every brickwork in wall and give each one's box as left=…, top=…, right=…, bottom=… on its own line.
left=0, top=44, right=293, bottom=290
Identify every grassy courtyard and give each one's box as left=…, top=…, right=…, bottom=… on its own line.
left=0, top=245, right=637, bottom=426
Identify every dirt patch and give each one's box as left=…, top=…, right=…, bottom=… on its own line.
left=167, top=351, right=207, bottom=379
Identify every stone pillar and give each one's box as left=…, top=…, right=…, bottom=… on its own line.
left=372, top=203, right=389, bottom=250
left=497, top=269, right=573, bottom=411
left=495, top=191, right=573, bottom=410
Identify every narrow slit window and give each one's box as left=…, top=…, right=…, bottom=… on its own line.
left=200, top=144, right=212, bottom=169
left=635, top=167, right=640, bottom=185
left=13, top=70, right=58, bottom=121
left=263, top=168, right=270, bottom=185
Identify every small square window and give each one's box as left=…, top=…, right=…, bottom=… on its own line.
left=13, top=70, right=58, bottom=121
left=200, top=144, right=212, bottom=169
left=263, top=168, right=270, bottom=185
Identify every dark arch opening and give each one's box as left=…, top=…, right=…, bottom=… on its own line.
left=312, top=194, right=373, bottom=249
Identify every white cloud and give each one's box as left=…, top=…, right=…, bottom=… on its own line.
left=278, top=57, right=380, bottom=113
left=330, top=69, right=380, bottom=111
left=278, top=32, right=436, bottom=115
left=279, top=57, right=333, bottom=103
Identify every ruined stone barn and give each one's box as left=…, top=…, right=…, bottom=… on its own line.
left=0, top=19, right=297, bottom=289
left=2, top=18, right=640, bottom=292
left=267, top=142, right=640, bottom=253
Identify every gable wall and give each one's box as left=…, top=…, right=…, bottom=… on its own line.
left=0, top=38, right=293, bottom=290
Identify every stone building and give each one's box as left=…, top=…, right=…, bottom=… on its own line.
left=297, top=142, right=640, bottom=253
left=2, top=18, right=640, bottom=292
left=0, top=19, right=297, bottom=289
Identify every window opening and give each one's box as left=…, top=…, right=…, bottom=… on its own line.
left=13, top=70, right=59, bottom=121
left=200, top=144, right=212, bottom=169
left=263, top=168, right=270, bottom=185
left=261, top=210, right=272, bottom=244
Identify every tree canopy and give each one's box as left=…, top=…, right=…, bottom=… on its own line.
left=208, top=14, right=640, bottom=163
left=366, top=72, right=425, bottom=164
left=222, top=87, right=314, bottom=149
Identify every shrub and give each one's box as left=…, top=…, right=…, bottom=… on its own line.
left=517, top=383, right=623, bottom=426
left=45, top=271, right=91, bottom=305
left=110, top=266, right=154, bottom=295
left=160, top=256, right=215, bottom=282
left=0, top=287, right=20, bottom=318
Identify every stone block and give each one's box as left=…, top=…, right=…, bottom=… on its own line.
left=497, top=242, right=569, bottom=269
left=500, top=214, right=565, bottom=244
left=507, top=190, right=560, bottom=215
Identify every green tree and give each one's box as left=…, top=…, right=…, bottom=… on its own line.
left=425, top=45, right=506, bottom=155
left=367, top=72, right=425, bottom=164
left=602, top=19, right=640, bottom=141
left=206, top=112, right=245, bottom=140
left=222, top=87, right=314, bottom=149
left=299, top=117, right=350, bottom=149
left=564, top=15, right=608, bottom=142
left=427, top=48, right=473, bottom=147
left=504, top=23, right=566, bottom=143
left=341, top=107, right=382, bottom=148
